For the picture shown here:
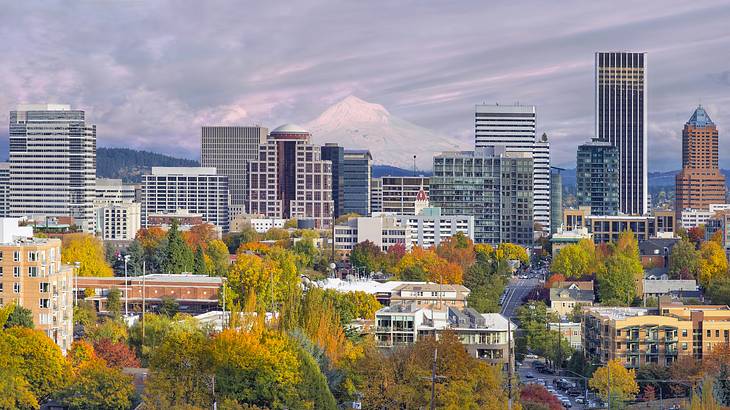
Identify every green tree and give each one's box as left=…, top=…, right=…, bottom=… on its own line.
left=464, top=257, right=509, bottom=313
left=707, top=276, right=730, bottom=305
left=162, top=220, right=195, bottom=273
left=206, top=239, right=230, bottom=276
left=349, top=240, right=384, bottom=274
left=597, top=254, right=641, bottom=305
left=126, top=240, right=145, bottom=276
left=669, top=238, right=700, bottom=279
left=293, top=238, right=319, bottom=269
left=73, top=301, right=98, bottom=331
left=159, top=296, right=179, bottom=318
left=56, top=360, right=135, bottom=410
left=106, top=287, right=122, bottom=318
left=550, top=240, right=593, bottom=278
left=4, top=304, right=34, bottom=329
left=194, top=245, right=208, bottom=275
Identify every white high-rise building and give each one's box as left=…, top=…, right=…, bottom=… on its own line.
left=94, top=179, right=140, bottom=241
left=201, top=126, right=267, bottom=216
left=9, top=104, right=96, bottom=233
left=475, top=104, right=549, bottom=235
left=95, top=178, right=136, bottom=205
left=142, top=167, right=229, bottom=231
left=0, top=163, right=9, bottom=218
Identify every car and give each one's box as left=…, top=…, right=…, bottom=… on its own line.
left=575, top=398, right=585, bottom=404
left=568, top=390, right=581, bottom=397
left=561, top=400, right=573, bottom=408
left=525, top=354, right=538, bottom=359
left=525, top=373, right=535, bottom=379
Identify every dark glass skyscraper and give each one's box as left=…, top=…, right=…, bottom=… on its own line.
left=321, top=144, right=344, bottom=218
left=343, top=150, right=372, bottom=216
left=576, top=141, right=620, bottom=215
left=595, top=52, right=647, bottom=215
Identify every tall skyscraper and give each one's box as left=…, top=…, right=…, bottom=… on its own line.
left=201, top=126, right=267, bottom=215
left=430, top=147, right=534, bottom=246
left=142, top=167, right=229, bottom=230
left=475, top=104, right=549, bottom=235
left=0, top=163, right=9, bottom=218
left=320, top=143, right=345, bottom=218
left=675, top=106, right=726, bottom=212
left=9, top=104, right=96, bottom=232
left=248, top=124, right=333, bottom=228
left=549, top=169, right=563, bottom=234
left=576, top=141, right=620, bottom=215
left=343, top=150, right=372, bottom=216
left=595, top=52, right=648, bottom=215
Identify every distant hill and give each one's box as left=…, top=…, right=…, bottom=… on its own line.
left=97, top=147, right=199, bottom=183
left=372, top=165, right=432, bottom=178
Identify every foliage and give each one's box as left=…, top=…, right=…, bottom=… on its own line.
left=0, top=334, right=38, bottom=409
left=697, top=241, right=728, bottom=287
left=194, top=245, right=209, bottom=275
left=435, top=232, right=476, bottom=270
left=68, top=340, right=98, bottom=370
left=515, top=301, right=572, bottom=365
left=96, top=147, right=198, bottom=182
left=688, top=226, right=706, bottom=247
left=707, top=276, right=730, bottom=305
left=497, top=242, right=530, bottom=265
left=73, top=301, right=98, bottom=332
left=128, top=313, right=201, bottom=365
left=107, top=287, right=122, bottom=318
left=293, top=238, right=319, bottom=269
left=589, top=359, right=639, bottom=404
left=597, top=253, right=642, bottom=306
left=550, top=239, right=594, bottom=278
left=669, top=238, right=700, bottom=280
left=223, top=227, right=261, bottom=253
left=520, top=383, right=564, bottom=410
left=393, top=246, right=463, bottom=284
left=206, top=239, right=230, bottom=276
left=349, top=240, right=385, bottom=274
left=183, top=223, right=218, bottom=250
left=56, top=359, right=135, bottom=410
left=93, top=338, right=141, bottom=369
left=62, top=233, right=114, bottom=277
left=264, top=227, right=289, bottom=241
left=4, top=304, right=34, bottom=329
left=159, top=296, right=180, bottom=317
left=162, top=220, right=195, bottom=273
left=225, top=248, right=301, bottom=312
left=85, top=318, right=129, bottom=344
left=464, top=256, right=509, bottom=313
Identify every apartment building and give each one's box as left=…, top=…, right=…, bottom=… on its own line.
left=375, top=303, right=516, bottom=369
left=334, top=216, right=410, bottom=252
left=0, top=219, right=73, bottom=353
left=680, top=204, right=730, bottom=229
left=563, top=206, right=675, bottom=243
left=389, top=283, right=470, bottom=308
left=381, top=176, right=429, bottom=215
left=582, top=301, right=730, bottom=368
left=95, top=202, right=141, bottom=241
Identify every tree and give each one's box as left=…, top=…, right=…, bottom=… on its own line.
left=125, top=239, right=145, bottom=276
left=183, top=223, right=218, bottom=250
left=597, top=253, right=642, bottom=305
left=85, top=318, right=129, bottom=344
left=589, top=359, right=639, bottom=405
left=0, top=335, right=38, bottom=409
left=394, top=246, right=463, bottom=284
left=162, top=220, right=195, bottom=273
left=688, top=226, right=706, bottom=247
left=707, top=276, right=730, bottom=305
left=264, top=227, right=289, bottom=241
left=106, top=287, right=122, bottom=318
left=194, top=245, right=209, bottom=275
left=698, top=241, right=728, bottom=287
left=223, top=226, right=261, bottom=253
left=551, top=241, right=593, bottom=278
left=206, top=239, right=230, bottom=276
left=73, top=301, right=98, bottom=331
left=56, top=359, right=135, bottom=410
left=643, top=385, right=656, bottom=403
left=62, top=233, right=114, bottom=277
left=669, top=238, right=700, bottom=279
left=292, top=238, right=318, bottom=269
left=435, top=232, right=475, bottom=270
left=464, top=256, right=509, bottom=313
left=93, top=338, right=141, bottom=369
left=349, top=240, right=385, bottom=274
left=159, top=296, right=180, bottom=318
left=521, top=383, right=564, bottom=410
left=497, top=243, right=530, bottom=265
left=4, top=304, right=34, bottom=329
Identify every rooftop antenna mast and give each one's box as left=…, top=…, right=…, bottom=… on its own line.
left=413, top=155, right=417, bottom=176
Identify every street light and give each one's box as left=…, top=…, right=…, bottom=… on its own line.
left=123, top=254, right=130, bottom=317
left=73, top=261, right=81, bottom=306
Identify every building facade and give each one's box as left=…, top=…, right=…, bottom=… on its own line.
left=141, top=167, right=229, bottom=230
left=675, top=106, right=726, bottom=214
left=393, top=208, right=475, bottom=248
left=381, top=176, right=429, bottom=215
left=343, top=150, right=372, bottom=216
left=564, top=207, right=675, bottom=243
left=320, top=144, right=345, bottom=218
left=95, top=202, right=141, bottom=241
left=201, top=126, right=267, bottom=215
left=9, top=104, right=97, bottom=232
left=334, top=216, right=410, bottom=253
left=0, top=163, right=9, bottom=218
left=430, top=147, right=534, bottom=246
left=595, top=52, right=648, bottom=215
left=0, top=219, right=73, bottom=353
left=370, top=177, right=383, bottom=214
left=550, top=169, right=563, bottom=234
left=95, top=179, right=136, bottom=205
left=248, top=124, right=334, bottom=229
left=475, top=104, right=550, bottom=234
left=576, top=141, right=620, bottom=215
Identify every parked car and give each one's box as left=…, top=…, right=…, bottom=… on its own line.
left=525, top=373, right=535, bottom=379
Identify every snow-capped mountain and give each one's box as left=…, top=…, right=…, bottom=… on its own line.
left=305, top=95, right=467, bottom=170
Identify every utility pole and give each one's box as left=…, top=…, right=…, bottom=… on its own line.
left=508, top=319, right=513, bottom=410
left=123, top=254, right=130, bottom=317
left=430, top=348, right=438, bottom=410
left=607, top=361, right=612, bottom=410
left=142, top=261, right=146, bottom=346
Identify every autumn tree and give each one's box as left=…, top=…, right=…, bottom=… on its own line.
left=0, top=333, right=37, bottom=409
left=589, top=359, right=639, bottom=405
left=56, top=359, right=136, bottom=410
left=521, top=383, right=564, bottom=410
left=93, top=338, right=141, bottom=369
left=669, top=238, right=700, bottom=279
left=62, top=233, right=114, bottom=277
left=183, top=223, right=218, bottom=250
left=551, top=240, right=594, bottom=278
left=598, top=253, right=642, bottom=305
left=435, top=232, right=475, bottom=270
left=688, top=226, right=706, bottom=247
left=4, top=303, right=34, bottom=329
left=349, top=240, right=385, bottom=274
left=394, top=246, right=463, bottom=284
left=206, top=239, right=230, bottom=276
left=698, top=241, right=728, bottom=287
left=106, top=287, right=122, bottom=318
left=497, top=242, right=530, bottom=265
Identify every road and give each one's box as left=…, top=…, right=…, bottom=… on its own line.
left=517, top=358, right=590, bottom=409
left=501, top=277, right=539, bottom=318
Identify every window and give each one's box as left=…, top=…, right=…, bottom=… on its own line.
left=39, top=283, right=49, bottom=293
left=0, top=266, right=3, bottom=277
left=0, top=251, right=3, bottom=261
left=39, top=299, right=50, bottom=309
left=707, top=330, right=712, bottom=337
left=28, top=267, right=38, bottom=278
left=682, top=329, right=688, bottom=337
left=13, top=267, right=20, bottom=277
left=616, top=330, right=621, bottom=336
left=682, top=342, right=688, bottom=350
left=717, top=330, right=721, bottom=338
left=13, top=283, right=20, bottom=293
left=0, top=283, right=3, bottom=292
left=13, top=251, right=19, bottom=262
left=27, top=252, right=37, bottom=262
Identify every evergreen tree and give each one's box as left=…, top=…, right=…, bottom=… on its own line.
left=193, top=245, right=208, bottom=275
left=126, top=240, right=145, bottom=276
left=162, top=220, right=194, bottom=273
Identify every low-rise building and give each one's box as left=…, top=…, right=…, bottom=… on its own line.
left=549, top=322, right=582, bottom=351
left=229, top=214, right=287, bottom=233
left=582, top=301, right=730, bottom=368
left=563, top=207, right=675, bottom=243
left=393, top=207, right=475, bottom=248
left=642, top=279, right=701, bottom=300
left=549, top=286, right=595, bottom=318
left=389, top=283, right=470, bottom=308
left=375, top=303, right=516, bottom=369
left=550, top=227, right=592, bottom=254
left=147, top=209, right=204, bottom=229
left=706, top=211, right=730, bottom=255
left=334, top=216, right=410, bottom=253
left=639, top=238, right=679, bottom=269
left=679, top=204, right=730, bottom=229
left=0, top=219, right=73, bottom=353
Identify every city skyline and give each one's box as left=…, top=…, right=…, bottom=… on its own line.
left=1, top=1, right=729, bottom=170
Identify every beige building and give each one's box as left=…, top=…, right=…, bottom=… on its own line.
left=389, top=283, right=470, bottom=308
left=0, top=219, right=73, bottom=353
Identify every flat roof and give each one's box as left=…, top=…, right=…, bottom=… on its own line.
left=585, top=307, right=651, bottom=320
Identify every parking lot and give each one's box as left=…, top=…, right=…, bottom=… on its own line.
left=517, top=358, right=600, bottom=409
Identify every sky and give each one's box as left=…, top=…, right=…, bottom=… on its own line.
left=1, top=0, right=730, bottom=170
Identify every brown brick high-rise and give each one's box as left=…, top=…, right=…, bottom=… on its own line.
left=675, top=106, right=726, bottom=213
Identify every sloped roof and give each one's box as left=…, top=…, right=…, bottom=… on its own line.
left=688, top=105, right=714, bottom=127
left=550, top=288, right=595, bottom=303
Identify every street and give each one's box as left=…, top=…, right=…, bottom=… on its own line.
left=517, top=358, right=590, bottom=409
left=501, top=277, right=539, bottom=318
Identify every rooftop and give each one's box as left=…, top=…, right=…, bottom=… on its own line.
left=317, top=278, right=425, bottom=294
left=643, top=279, right=698, bottom=294
left=270, top=123, right=309, bottom=134
left=585, top=306, right=651, bottom=320
left=549, top=288, right=595, bottom=302
left=150, top=167, right=218, bottom=176
left=688, top=105, right=714, bottom=127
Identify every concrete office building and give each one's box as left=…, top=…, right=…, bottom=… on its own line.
left=320, top=144, right=345, bottom=218
left=394, top=207, right=475, bottom=248
left=0, top=219, right=74, bottom=353
left=9, top=104, right=97, bottom=232
left=550, top=169, right=563, bottom=234
left=431, top=147, right=534, bottom=246
left=564, top=207, right=675, bottom=243
left=334, top=216, right=410, bottom=253
left=343, top=150, right=372, bottom=216
left=475, top=104, right=550, bottom=235
left=201, top=126, right=267, bottom=216
left=95, top=179, right=136, bottom=205
left=595, top=52, right=648, bottom=215
left=679, top=204, right=730, bottom=229
left=248, top=124, right=333, bottom=229
left=370, top=177, right=383, bottom=214
left=381, top=176, right=429, bottom=215
left=675, top=106, right=726, bottom=214
left=142, top=167, right=229, bottom=230
left=0, top=163, right=9, bottom=218
left=95, top=202, right=141, bottom=241
left=576, top=141, right=620, bottom=215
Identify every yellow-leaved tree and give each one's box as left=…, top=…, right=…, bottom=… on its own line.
left=62, top=233, right=113, bottom=277
left=589, top=359, right=639, bottom=405
left=698, top=241, right=728, bottom=287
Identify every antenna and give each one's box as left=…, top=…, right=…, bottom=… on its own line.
left=413, top=155, right=417, bottom=177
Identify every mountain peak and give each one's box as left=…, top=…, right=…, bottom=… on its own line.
left=311, top=95, right=390, bottom=126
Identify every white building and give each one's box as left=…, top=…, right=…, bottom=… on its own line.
left=95, top=178, right=136, bottom=205
left=334, top=216, right=410, bottom=252
left=229, top=213, right=287, bottom=233
left=141, top=167, right=229, bottom=231
left=475, top=104, right=549, bottom=236
left=0, top=163, right=9, bottom=217
left=9, top=104, right=97, bottom=233
left=370, top=177, right=383, bottom=214
left=679, top=204, right=730, bottom=229
left=380, top=176, right=429, bottom=215
left=95, top=202, right=141, bottom=241
left=201, top=126, right=267, bottom=216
